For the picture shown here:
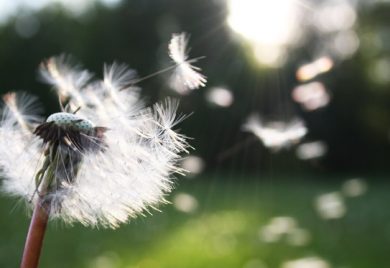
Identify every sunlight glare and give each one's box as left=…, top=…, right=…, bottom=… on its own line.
left=227, top=0, right=303, bottom=67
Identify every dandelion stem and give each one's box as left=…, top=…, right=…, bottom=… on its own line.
left=20, top=200, right=50, bottom=268
left=21, top=152, right=56, bottom=268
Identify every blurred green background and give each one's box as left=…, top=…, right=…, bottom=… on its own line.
left=0, top=0, right=390, bottom=267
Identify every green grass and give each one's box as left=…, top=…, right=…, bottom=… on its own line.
left=0, top=175, right=389, bottom=268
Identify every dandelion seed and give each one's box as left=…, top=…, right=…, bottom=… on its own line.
left=39, top=54, right=92, bottom=111
left=168, top=32, right=207, bottom=94
left=2, top=92, right=43, bottom=133
left=242, top=114, right=307, bottom=151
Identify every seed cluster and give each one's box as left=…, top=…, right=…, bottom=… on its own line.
left=46, top=112, right=94, bottom=132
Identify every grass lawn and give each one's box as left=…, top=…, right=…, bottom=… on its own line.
left=0, top=175, right=389, bottom=268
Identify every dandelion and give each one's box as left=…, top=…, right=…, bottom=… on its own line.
left=242, top=114, right=307, bottom=151
left=0, top=55, right=192, bottom=267
left=168, top=32, right=207, bottom=94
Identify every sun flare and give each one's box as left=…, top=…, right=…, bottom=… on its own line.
left=227, top=0, right=303, bottom=67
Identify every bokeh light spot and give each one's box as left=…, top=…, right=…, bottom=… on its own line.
left=206, top=87, right=234, bottom=107
left=342, top=178, right=368, bottom=197
left=315, top=192, right=346, bottom=220
left=173, top=193, right=199, bottom=213
left=292, top=82, right=331, bottom=111
left=296, top=57, right=334, bottom=82
left=296, top=141, right=328, bottom=160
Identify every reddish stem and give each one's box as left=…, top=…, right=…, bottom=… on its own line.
left=20, top=201, right=50, bottom=268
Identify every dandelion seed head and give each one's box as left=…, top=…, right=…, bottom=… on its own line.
left=1, top=55, right=190, bottom=229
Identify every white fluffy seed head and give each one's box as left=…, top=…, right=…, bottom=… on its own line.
left=0, top=56, right=190, bottom=229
